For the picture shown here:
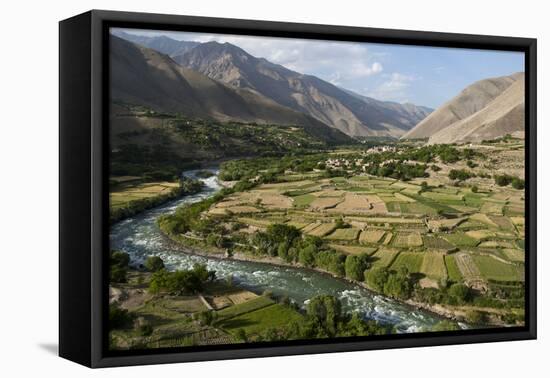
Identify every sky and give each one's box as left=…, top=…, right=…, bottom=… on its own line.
left=116, top=28, right=524, bottom=109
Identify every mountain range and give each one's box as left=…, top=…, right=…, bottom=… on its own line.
left=111, top=31, right=524, bottom=144
left=402, top=72, right=524, bottom=144
left=111, top=32, right=433, bottom=138
left=110, top=36, right=351, bottom=144
left=111, top=30, right=200, bottom=57
left=176, top=41, right=433, bottom=137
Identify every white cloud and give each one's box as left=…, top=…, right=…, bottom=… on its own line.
left=118, top=29, right=384, bottom=83
left=366, top=73, right=417, bottom=102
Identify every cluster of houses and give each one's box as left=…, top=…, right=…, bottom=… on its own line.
left=324, top=158, right=372, bottom=172
left=365, top=145, right=397, bottom=154
left=323, top=145, right=403, bottom=172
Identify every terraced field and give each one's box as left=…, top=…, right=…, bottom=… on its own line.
left=359, top=230, right=386, bottom=244
left=420, top=252, right=448, bottom=280
left=110, top=181, right=180, bottom=208
left=326, top=228, right=361, bottom=241
left=371, top=248, right=401, bottom=268
left=205, top=147, right=525, bottom=308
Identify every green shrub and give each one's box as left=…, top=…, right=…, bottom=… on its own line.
left=144, top=256, right=165, bottom=272
left=345, top=254, right=370, bottom=281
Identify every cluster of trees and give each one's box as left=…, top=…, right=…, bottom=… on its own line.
left=110, top=143, right=190, bottom=179
left=364, top=161, right=428, bottom=181
left=365, top=266, right=414, bottom=299
left=110, top=177, right=204, bottom=224
left=218, top=154, right=327, bottom=182
left=169, top=119, right=327, bottom=159
left=448, top=169, right=475, bottom=182
left=148, top=263, right=216, bottom=295
left=158, top=191, right=225, bottom=236
left=250, top=224, right=371, bottom=280
left=414, top=282, right=472, bottom=306
left=399, top=145, right=481, bottom=164
left=494, top=174, right=525, bottom=189
left=144, top=256, right=165, bottom=272
left=110, top=250, right=130, bottom=283
left=109, top=305, right=133, bottom=330
left=248, top=295, right=393, bottom=342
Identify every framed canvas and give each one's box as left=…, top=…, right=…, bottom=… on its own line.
left=59, top=10, right=537, bottom=368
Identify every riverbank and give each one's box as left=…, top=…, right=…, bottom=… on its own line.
left=157, top=230, right=472, bottom=327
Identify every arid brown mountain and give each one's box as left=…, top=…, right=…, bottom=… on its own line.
left=111, top=30, right=200, bottom=57
left=174, top=41, right=431, bottom=137
left=402, top=73, right=524, bottom=143
left=110, top=36, right=351, bottom=144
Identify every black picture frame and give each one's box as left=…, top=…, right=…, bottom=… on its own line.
left=59, top=9, right=537, bottom=368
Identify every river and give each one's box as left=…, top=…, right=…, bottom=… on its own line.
left=110, top=169, right=443, bottom=333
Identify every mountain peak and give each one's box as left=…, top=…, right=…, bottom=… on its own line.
left=402, top=72, right=524, bottom=143
left=175, top=41, right=431, bottom=137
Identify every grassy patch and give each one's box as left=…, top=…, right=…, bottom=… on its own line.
left=420, top=252, right=447, bottom=280
left=443, top=233, right=480, bottom=247
left=391, top=252, right=424, bottom=273
left=308, top=223, right=338, bottom=237
left=293, top=194, right=316, bottom=207
left=422, top=236, right=455, bottom=250
left=325, top=228, right=361, bottom=241
left=502, top=249, right=525, bottom=263
left=359, top=229, right=386, bottom=244
left=371, top=248, right=401, bottom=268
left=392, top=232, right=423, bottom=248
left=472, top=255, right=524, bottom=282
left=216, top=296, right=275, bottom=320
left=444, top=255, right=463, bottom=282
left=218, top=304, right=303, bottom=337
left=329, top=244, right=378, bottom=256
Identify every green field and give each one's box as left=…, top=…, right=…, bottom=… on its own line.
left=293, top=194, right=316, bottom=207
left=392, top=232, right=423, bottom=248
left=216, top=296, right=275, bottom=319
left=325, top=228, right=361, bottom=241
left=444, top=255, right=463, bottom=282
left=422, top=236, right=455, bottom=250
left=391, top=252, right=424, bottom=273
left=330, top=244, right=378, bottom=256
left=472, top=255, right=524, bottom=282
left=443, top=233, right=480, bottom=247
left=371, top=248, right=401, bottom=268
left=420, top=253, right=447, bottom=280
left=217, top=303, right=304, bottom=336
left=110, top=181, right=180, bottom=208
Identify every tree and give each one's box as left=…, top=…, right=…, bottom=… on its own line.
left=298, top=245, right=317, bottom=267
left=511, top=177, right=525, bottom=190
left=306, top=295, right=342, bottom=336
left=148, top=264, right=215, bottom=295
left=314, top=250, right=345, bottom=276
left=144, top=256, right=165, bottom=272
left=420, top=181, right=429, bottom=192
left=109, top=305, right=132, bottom=329
left=465, top=310, right=485, bottom=324
left=236, top=328, right=248, bottom=342
left=111, top=250, right=130, bottom=267
left=449, top=169, right=473, bottom=181
left=431, top=320, right=460, bottom=332
left=494, top=174, right=513, bottom=186
left=148, top=269, right=170, bottom=294
left=365, top=267, right=389, bottom=292
left=448, top=283, right=471, bottom=303
left=110, top=250, right=130, bottom=283
left=383, top=267, right=412, bottom=299
left=345, top=254, right=370, bottom=281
